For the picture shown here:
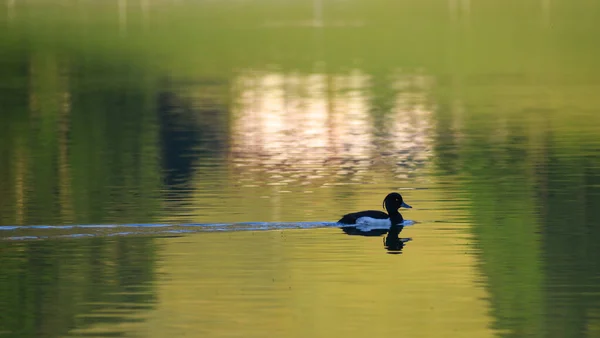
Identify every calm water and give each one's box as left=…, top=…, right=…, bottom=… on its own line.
left=1, top=1, right=600, bottom=337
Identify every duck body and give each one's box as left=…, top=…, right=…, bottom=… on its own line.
left=338, top=192, right=411, bottom=229
left=338, top=210, right=399, bottom=226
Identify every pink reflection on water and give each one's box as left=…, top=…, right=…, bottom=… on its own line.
left=230, top=69, right=434, bottom=183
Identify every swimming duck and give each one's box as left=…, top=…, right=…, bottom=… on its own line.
left=338, top=192, right=412, bottom=227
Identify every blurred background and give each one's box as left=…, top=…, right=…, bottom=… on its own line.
left=1, top=0, right=600, bottom=337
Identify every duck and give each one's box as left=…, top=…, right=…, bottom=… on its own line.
left=338, top=192, right=412, bottom=227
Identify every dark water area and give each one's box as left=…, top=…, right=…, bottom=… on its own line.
left=1, top=1, right=600, bottom=337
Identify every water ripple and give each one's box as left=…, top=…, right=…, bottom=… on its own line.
left=0, top=221, right=416, bottom=241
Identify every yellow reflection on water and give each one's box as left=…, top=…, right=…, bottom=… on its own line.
left=135, top=225, right=493, bottom=338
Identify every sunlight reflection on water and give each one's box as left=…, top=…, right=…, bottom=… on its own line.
left=231, top=69, right=433, bottom=173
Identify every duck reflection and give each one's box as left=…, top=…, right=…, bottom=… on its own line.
left=341, top=223, right=412, bottom=254
left=383, top=224, right=412, bottom=254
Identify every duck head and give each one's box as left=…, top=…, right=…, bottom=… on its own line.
left=382, top=192, right=412, bottom=213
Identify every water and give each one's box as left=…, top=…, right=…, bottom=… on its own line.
left=1, top=1, right=600, bottom=337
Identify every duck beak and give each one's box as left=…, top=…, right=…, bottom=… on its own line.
left=401, top=202, right=412, bottom=209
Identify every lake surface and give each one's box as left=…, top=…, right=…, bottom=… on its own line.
left=1, top=1, right=600, bottom=337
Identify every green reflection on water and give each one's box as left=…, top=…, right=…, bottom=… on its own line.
left=0, top=237, right=157, bottom=337
left=0, top=54, right=161, bottom=226
left=434, top=80, right=600, bottom=337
